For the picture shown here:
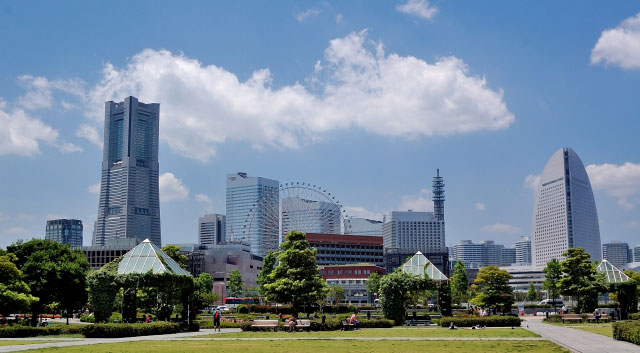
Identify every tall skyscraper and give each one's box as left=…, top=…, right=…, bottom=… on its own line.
left=515, top=236, right=532, bottom=265
left=225, top=172, right=279, bottom=256
left=531, top=147, right=601, bottom=268
left=46, top=219, right=83, bottom=249
left=198, top=214, right=226, bottom=246
left=281, top=197, right=341, bottom=236
left=602, top=241, right=633, bottom=268
left=93, top=96, right=161, bottom=246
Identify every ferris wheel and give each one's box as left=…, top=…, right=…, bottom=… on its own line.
left=243, top=182, right=351, bottom=251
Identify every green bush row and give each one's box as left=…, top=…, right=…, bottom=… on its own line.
left=440, top=315, right=521, bottom=327
left=0, top=325, right=85, bottom=338
left=196, top=320, right=244, bottom=329
left=79, top=314, right=95, bottom=323
left=613, top=321, right=640, bottom=345
left=629, top=313, right=640, bottom=320
left=242, top=304, right=377, bottom=315
left=83, top=322, right=180, bottom=338
left=240, top=318, right=394, bottom=331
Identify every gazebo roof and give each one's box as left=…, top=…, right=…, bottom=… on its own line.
left=401, top=251, right=448, bottom=281
left=596, top=259, right=629, bottom=284
left=117, top=239, right=192, bottom=276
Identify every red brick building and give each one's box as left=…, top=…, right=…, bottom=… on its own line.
left=319, top=264, right=386, bottom=304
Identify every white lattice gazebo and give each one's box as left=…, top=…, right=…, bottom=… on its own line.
left=596, top=259, right=630, bottom=284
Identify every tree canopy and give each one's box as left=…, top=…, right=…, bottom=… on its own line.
left=0, top=253, right=39, bottom=318
left=194, top=273, right=218, bottom=312
left=7, top=239, right=89, bottom=325
left=327, top=285, right=345, bottom=306
left=379, top=270, right=433, bottom=324
left=526, top=282, right=537, bottom=302
left=257, top=250, right=276, bottom=297
left=542, top=258, right=562, bottom=310
left=228, top=270, right=244, bottom=297
left=469, top=265, right=514, bottom=313
left=450, top=260, right=468, bottom=304
left=160, top=245, right=188, bottom=269
left=263, top=230, right=327, bottom=315
left=559, top=248, right=606, bottom=313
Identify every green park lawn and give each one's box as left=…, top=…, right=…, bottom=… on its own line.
left=0, top=340, right=56, bottom=346
left=566, top=324, right=613, bottom=337
left=24, top=340, right=567, bottom=353
left=198, top=327, right=538, bottom=338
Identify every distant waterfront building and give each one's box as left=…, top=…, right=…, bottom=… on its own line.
left=93, top=96, right=161, bottom=246
left=635, top=245, right=640, bottom=262
left=501, top=265, right=546, bottom=292
left=226, top=172, right=279, bottom=257
left=306, top=233, right=384, bottom=267
left=602, top=241, right=633, bottom=268
left=320, top=264, right=386, bottom=304
left=515, top=237, right=532, bottom=265
left=281, top=197, right=341, bottom=236
left=46, top=219, right=83, bottom=249
left=198, top=214, right=226, bottom=246
left=452, top=240, right=512, bottom=268
left=347, top=217, right=383, bottom=236
left=531, top=147, right=601, bottom=268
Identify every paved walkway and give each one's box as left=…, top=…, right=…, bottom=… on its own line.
left=522, top=316, right=640, bottom=353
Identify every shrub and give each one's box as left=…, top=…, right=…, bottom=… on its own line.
left=629, top=313, right=640, bottom=320
left=80, top=313, right=95, bottom=323
left=237, top=305, right=249, bottom=314
left=613, top=321, right=640, bottom=345
left=0, top=325, right=84, bottom=338
left=82, top=322, right=180, bottom=338
left=109, top=312, right=123, bottom=323
left=440, top=315, right=521, bottom=327
left=197, top=320, right=244, bottom=329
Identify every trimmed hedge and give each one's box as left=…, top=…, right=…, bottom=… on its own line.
left=196, top=320, right=244, bottom=329
left=440, top=316, right=521, bottom=327
left=83, top=322, right=180, bottom=338
left=629, top=313, right=640, bottom=320
left=240, top=318, right=394, bottom=331
left=0, top=325, right=85, bottom=338
left=613, top=321, right=640, bottom=345
left=245, top=304, right=374, bottom=315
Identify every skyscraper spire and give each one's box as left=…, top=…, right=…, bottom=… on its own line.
left=432, top=169, right=445, bottom=221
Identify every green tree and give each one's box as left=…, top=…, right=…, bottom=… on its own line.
left=559, top=248, right=607, bottom=313
left=86, top=260, right=120, bottom=322
left=193, top=273, right=219, bottom=312
left=366, top=272, right=382, bottom=304
left=542, top=258, right=562, bottom=312
left=8, top=239, right=89, bottom=326
left=228, top=270, right=244, bottom=297
left=0, top=254, right=39, bottom=319
left=263, top=231, right=328, bottom=316
left=257, top=250, right=276, bottom=297
left=450, top=260, right=469, bottom=304
left=327, top=285, right=345, bottom=307
left=161, top=245, right=188, bottom=269
left=379, top=270, right=432, bottom=325
left=469, top=266, right=514, bottom=314
left=526, top=282, right=537, bottom=302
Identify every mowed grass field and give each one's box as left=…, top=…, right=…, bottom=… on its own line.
left=197, top=327, right=538, bottom=338
left=0, top=340, right=57, bottom=346
left=24, top=339, right=568, bottom=353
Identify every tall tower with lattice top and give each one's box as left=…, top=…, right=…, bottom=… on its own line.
left=432, top=169, right=445, bottom=221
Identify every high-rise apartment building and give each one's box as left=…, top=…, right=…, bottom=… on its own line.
left=502, top=247, right=516, bottom=266
left=46, top=219, right=83, bottom=248
left=515, top=236, right=532, bottom=265
left=198, top=214, right=226, bottom=247
left=93, top=96, right=161, bottom=246
left=347, top=218, right=383, bottom=236
left=382, top=211, right=445, bottom=252
left=281, top=197, right=341, bottom=236
left=452, top=240, right=512, bottom=268
left=635, top=245, right=640, bottom=263
left=531, top=148, right=601, bottom=268
left=602, top=241, right=633, bottom=268
left=226, top=172, right=279, bottom=257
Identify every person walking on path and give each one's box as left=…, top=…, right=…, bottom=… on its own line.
left=213, top=307, right=221, bottom=332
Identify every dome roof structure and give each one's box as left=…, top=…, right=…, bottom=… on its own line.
left=117, top=239, right=192, bottom=276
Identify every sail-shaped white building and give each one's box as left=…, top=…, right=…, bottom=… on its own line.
left=531, top=147, right=601, bottom=268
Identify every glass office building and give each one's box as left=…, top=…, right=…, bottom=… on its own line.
left=45, top=219, right=83, bottom=249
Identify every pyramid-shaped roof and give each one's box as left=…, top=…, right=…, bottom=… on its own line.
left=117, top=239, right=192, bottom=276
left=596, top=259, right=629, bottom=284
left=401, top=251, right=448, bottom=281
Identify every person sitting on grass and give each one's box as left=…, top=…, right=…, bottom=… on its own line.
left=288, top=315, right=298, bottom=332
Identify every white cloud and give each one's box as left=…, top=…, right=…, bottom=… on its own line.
left=591, top=13, right=640, bottom=70
left=195, top=193, right=214, bottom=212
left=88, top=182, right=101, bottom=194
left=0, top=100, right=79, bottom=156
left=296, top=8, right=323, bottom=22
left=586, top=162, right=640, bottom=209
left=336, top=14, right=343, bottom=24
left=475, top=202, right=486, bottom=211
left=17, top=213, right=34, bottom=221
left=82, top=31, right=513, bottom=162
left=76, top=124, right=103, bottom=148
left=17, top=75, right=85, bottom=110
left=524, top=174, right=540, bottom=191
left=623, top=220, right=640, bottom=230
left=396, top=0, right=438, bottom=20
left=159, top=172, right=189, bottom=202
left=344, top=206, right=384, bottom=221
left=483, top=222, right=523, bottom=234
left=400, top=188, right=433, bottom=212
left=5, top=226, right=28, bottom=234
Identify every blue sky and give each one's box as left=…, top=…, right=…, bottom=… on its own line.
left=1, top=0, right=639, bottom=250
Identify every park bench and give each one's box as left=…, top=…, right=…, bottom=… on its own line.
left=295, top=319, right=312, bottom=331
left=341, top=319, right=356, bottom=330
left=251, top=319, right=279, bottom=330
left=561, top=314, right=583, bottom=323
left=587, top=313, right=609, bottom=323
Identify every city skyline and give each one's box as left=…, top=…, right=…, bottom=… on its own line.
left=1, top=2, right=639, bottom=250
